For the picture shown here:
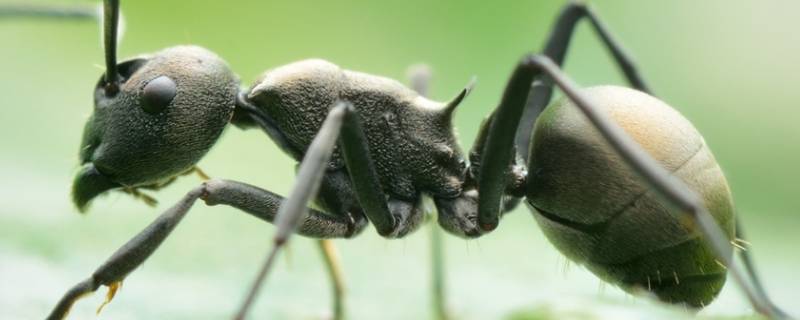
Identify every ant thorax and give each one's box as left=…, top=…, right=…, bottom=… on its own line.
left=243, top=59, right=468, bottom=200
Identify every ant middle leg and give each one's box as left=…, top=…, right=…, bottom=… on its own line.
left=234, top=101, right=429, bottom=319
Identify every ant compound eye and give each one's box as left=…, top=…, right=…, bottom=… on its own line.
left=141, top=75, right=177, bottom=114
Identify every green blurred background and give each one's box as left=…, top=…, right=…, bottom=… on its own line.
left=1, top=0, right=798, bottom=319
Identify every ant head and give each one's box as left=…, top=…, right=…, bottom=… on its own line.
left=74, top=46, right=239, bottom=211
left=72, top=1, right=239, bottom=211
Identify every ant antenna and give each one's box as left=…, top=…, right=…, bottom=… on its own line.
left=102, top=0, right=120, bottom=95
left=0, top=4, right=98, bottom=20
left=1, top=2, right=126, bottom=91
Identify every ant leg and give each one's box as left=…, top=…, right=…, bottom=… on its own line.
left=310, top=172, right=366, bottom=320
left=47, top=104, right=361, bottom=320
left=233, top=102, right=351, bottom=320
left=46, top=178, right=362, bottom=320
left=204, top=179, right=366, bottom=239
left=242, top=96, right=360, bottom=320
left=238, top=93, right=415, bottom=239
left=516, top=2, right=652, bottom=162
left=542, top=2, right=650, bottom=89
left=318, top=240, right=346, bottom=320
left=473, top=6, right=651, bottom=216
left=735, top=217, right=790, bottom=318
left=408, top=64, right=451, bottom=320
left=338, top=103, right=422, bottom=238
left=235, top=101, right=421, bottom=318
left=479, top=53, right=788, bottom=318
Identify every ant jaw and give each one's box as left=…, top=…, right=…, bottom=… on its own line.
left=72, top=161, right=207, bottom=212
left=72, top=163, right=121, bottom=213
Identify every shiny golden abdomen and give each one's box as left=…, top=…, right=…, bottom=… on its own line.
left=526, top=85, right=735, bottom=307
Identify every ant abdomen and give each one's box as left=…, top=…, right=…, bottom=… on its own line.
left=526, top=86, right=735, bottom=307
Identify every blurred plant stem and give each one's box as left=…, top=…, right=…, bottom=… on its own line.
left=431, top=215, right=450, bottom=320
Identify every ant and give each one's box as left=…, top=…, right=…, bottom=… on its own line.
left=3, top=1, right=789, bottom=319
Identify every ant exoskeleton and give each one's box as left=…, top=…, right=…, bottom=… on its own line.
left=16, top=1, right=789, bottom=319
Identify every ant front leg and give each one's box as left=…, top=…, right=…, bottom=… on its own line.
left=47, top=103, right=365, bottom=320
left=46, top=179, right=362, bottom=320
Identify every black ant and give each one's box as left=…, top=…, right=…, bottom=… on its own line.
left=6, top=1, right=788, bottom=319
